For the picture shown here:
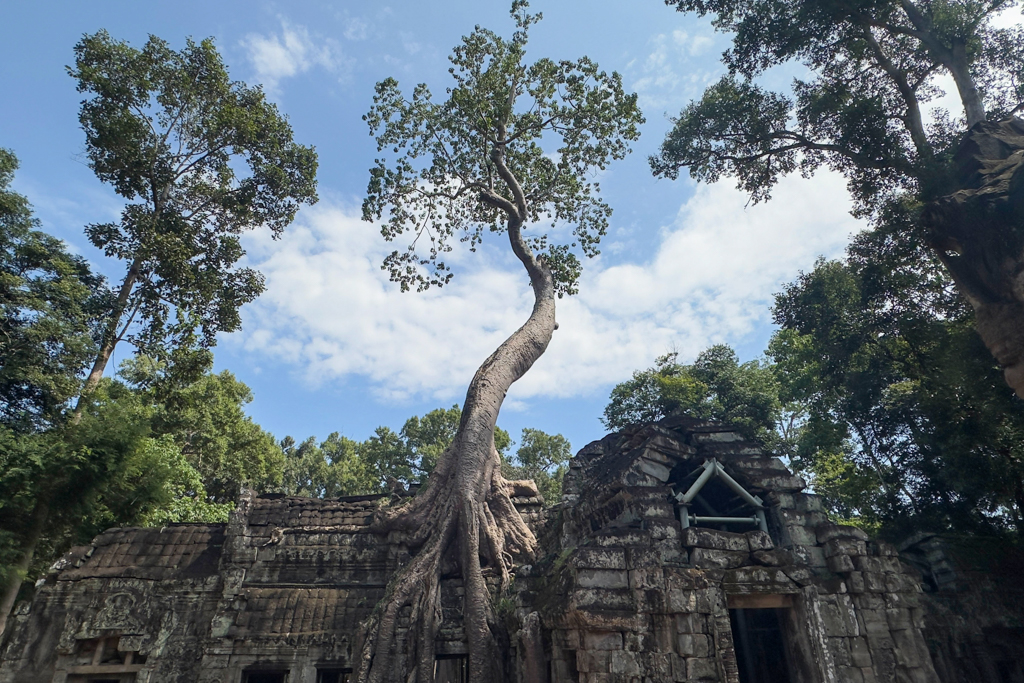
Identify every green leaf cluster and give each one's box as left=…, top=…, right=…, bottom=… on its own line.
left=362, top=2, right=642, bottom=296
left=0, top=150, right=107, bottom=431
left=770, top=217, right=1024, bottom=536
left=69, top=30, right=318, bottom=359
left=603, top=345, right=789, bottom=454
left=653, top=0, right=1024, bottom=212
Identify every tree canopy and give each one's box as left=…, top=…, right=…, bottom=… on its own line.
left=69, top=31, right=319, bottom=403
left=652, top=0, right=1023, bottom=210
left=363, top=0, right=642, bottom=297
left=0, top=150, right=105, bottom=432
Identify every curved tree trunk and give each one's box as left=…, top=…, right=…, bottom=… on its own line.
left=923, top=117, right=1024, bottom=396
left=355, top=209, right=556, bottom=683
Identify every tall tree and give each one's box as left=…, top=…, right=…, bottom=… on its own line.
left=651, top=0, right=1024, bottom=394
left=357, top=3, right=642, bottom=681
left=502, top=428, right=572, bottom=505
left=68, top=30, right=318, bottom=411
left=0, top=149, right=105, bottom=432
left=770, top=222, right=1024, bottom=536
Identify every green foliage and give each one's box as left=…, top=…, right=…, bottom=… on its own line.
left=68, top=30, right=318, bottom=380
left=603, top=346, right=789, bottom=453
left=0, top=150, right=106, bottom=431
left=362, top=1, right=642, bottom=296
left=503, top=428, right=572, bottom=504
left=0, top=379, right=227, bottom=589
left=770, top=220, right=1024, bottom=535
left=653, top=0, right=1024, bottom=212
left=127, top=366, right=286, bottom=502
left=282, top=405, right=515, bottom=498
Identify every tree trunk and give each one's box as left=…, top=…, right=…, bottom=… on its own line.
left=922, top=117, right=1024, bottom=396
left=0, top=498, right=50, bottom=638
left=72, top=256, right=142, bottom=420
left=355, top=220, right=555, bottom=683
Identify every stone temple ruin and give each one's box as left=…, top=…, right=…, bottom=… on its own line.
left=1, top=415, right=1022, bottom=682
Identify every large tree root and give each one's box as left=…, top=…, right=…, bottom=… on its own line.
left=355, top=441, right=539, bottom=683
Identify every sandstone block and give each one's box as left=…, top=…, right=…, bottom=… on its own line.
left=745, top=530, right=774, bottom=551
left=837, top=665, right=865, bottom=683
left=680, top=527, right=749, bottom=552
left=825, top=538, right=868, bottom=558
left=584, top=631, right=624, bottom=651
left=846, top=571, right=866, bottom=594
left=639, top=458, right=672, bottom=482
left=751, top=548, right=792, bottom=566
left=577, top=569, right=630, bottom=590
left=609, top=650, right=640, bottom=675
left=667, top=588, right=696, bottom=613
left=828, top=553, right=856, bottom=574
left=690, top=547, right=749, bottom=570
left=687, top=656, right=719, bottom=681
left=573, top=547, right=627, bottom=570
left=816, top=523, right=870, bottom=544
left=576, top=649, right=611, bottom=672
left=850, top=636, right=873, bottom=667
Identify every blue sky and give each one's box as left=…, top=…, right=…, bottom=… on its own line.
left=1, top=0, right=866, bottom=453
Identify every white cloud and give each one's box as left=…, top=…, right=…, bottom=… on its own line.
left=230, top=171, right=862, bottom=406
left=241, top=21, right=349, bottom=95
left=630, top=29, right=720, bottom=110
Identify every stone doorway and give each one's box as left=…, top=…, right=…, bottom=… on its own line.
left=728, top=595, right=796, bottom=683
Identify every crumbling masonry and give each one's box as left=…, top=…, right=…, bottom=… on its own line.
left=2, top=415, right=1022, bottom=682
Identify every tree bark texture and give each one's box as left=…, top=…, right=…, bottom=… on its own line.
left=73, top=256, right=143, bottom=420
left=923, top=117, right=1024, bottom=396
left=0, top=499, right=50, bottom=638
left=355, top=212, right=555, bottom=682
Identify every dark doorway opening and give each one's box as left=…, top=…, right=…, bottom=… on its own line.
left=242, top=671, right=288, bottom=683
left=434, top=654, right=468, bottom=683
left=730, top=608, right=793, bottom=683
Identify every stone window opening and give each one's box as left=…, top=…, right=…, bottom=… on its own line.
left=433, top=654, right=468, bottom=683
left=66, top=637, right=143, bottom=683
left=316, top=666, right=352, bottom=683
left=673, top=458, right=768, bottom=533
left=242, top=668, right=290, bottom=683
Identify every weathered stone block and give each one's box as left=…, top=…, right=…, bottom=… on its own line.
left=784, top=525, right=819, bottom=547
left=680, top=527, right=749, bottom=552
left=629, top=568, right=664, bottom=591
left=627, top=547, right=661, bottom=569
left=573, top=587, right=635, bottom=611
left=573, top=547, right=627, bottom=570
left=850, top=636, right=873, bottom=667
left=689, top=547, right=749, bottom=570
left=687, top=656, right=719, bottom=681
left=825, top=538, right=867, bottom=558
left=676, top=633, right=711, bottom=657
left=830, top=636, right=853, bottom=666
left=639, top=458, right=672, bottom=482
left=745, top=530, right=774, bottom=551
left=751, top=548, right=792, bottom=566
left=667, top=588, right=696, bottom=613
left=577, top=569, right=629, bottom=590
left=837, top=665, right=865, bottom=683
left=846, top=571, right=866, bottom=594
left=827, top=553, right=856, bottom=574
left=609, top=650, right=640, bottom=675
left=787, top=544, right=827, bottom=568
left=792, top=492, right=824, bottom=512
left=816, top=523, right=870, bottom=544
left=584, top=631, right=624, bottom=651
left=675, top=612, right=706, bottom=634
left=577, top=648, right=611, bottom=672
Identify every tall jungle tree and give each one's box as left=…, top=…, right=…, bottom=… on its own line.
left=651, top=0, right=1024, bottom=393
left=357, top=3, right=642, bottom=681
left=68, top=30, right=318, bottom=412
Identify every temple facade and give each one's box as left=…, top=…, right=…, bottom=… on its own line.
left=1, top=415, right=1021, bottom=682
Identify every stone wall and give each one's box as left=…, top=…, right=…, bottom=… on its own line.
left=517, top=416, right=939, bottom=683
